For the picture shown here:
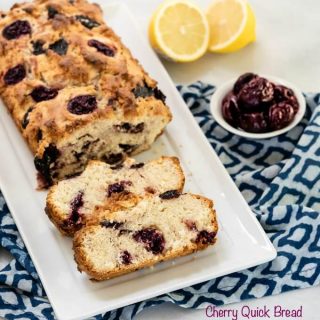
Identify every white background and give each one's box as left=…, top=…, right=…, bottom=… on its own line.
left=1, top=0, right=320, bottom=319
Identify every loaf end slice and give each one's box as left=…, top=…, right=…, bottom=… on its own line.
left=46, top=156, right=185, bottom=236
left=73, top=193, right=218, bottom=280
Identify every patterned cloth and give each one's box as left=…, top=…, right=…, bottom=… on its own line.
left=0, top=82, right=319, bottom=320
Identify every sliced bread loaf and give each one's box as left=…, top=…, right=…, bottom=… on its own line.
left=0, top=0, right=172, bottom=186
left=73, top=193, right=218, bottom=280
left=46, top=156, right=185, bottom=236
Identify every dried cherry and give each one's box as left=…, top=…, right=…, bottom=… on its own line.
left=238, top=77, right=274, bottom=111
left=133, top=84, right=166, bottom=102
left=222, top=93, right=240, bottom=126
left=114, top=122, right=144, bottom=134
left=268, top=102, right=295, bottom=130
left=67, top=95, right=97, bottom=115
left=31, top=86, right=58, bottom=102
left=133, top=228, right=165, bottom=254
left=159, top=190, right=181, bottom=200
left=273, top=85, right=299, bottom=112
left=47, top=6, right=59, bottom=19
left=239, top=112, right=268, bottom=133
left=34, top=144, right=60, bottom=185
left=88, top=39, right=116, bottom=57
left=100, top=220, right=124, bottom=229
left=66, top=192, right=84, bottom=227
left=233, top=72, right=257, bottom=94
left=21, top=107, right=33, bottom=129
left=76, top=15, right=100, bottom=29
left=120, top=250, right=132, bottom=265
left=195, top=230, right=216, bottom=245
left=2, top=20, right=31, bottom=40
left=32, top=40, right=46, bottom=55
left=107, top=180, right=132, bottom=197
left=49, top=38, right=68, bottom=56
left=4, top=64, right=26, bottom=85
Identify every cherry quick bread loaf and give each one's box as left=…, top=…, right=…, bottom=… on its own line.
left=46, top=156, right=185, bottom=236
left=0, top=0, right=171, bottom=187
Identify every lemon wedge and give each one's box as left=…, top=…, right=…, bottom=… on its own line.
left=206, top=0, right=256, bottom=53
left=149, top=0, right=209, bottom=62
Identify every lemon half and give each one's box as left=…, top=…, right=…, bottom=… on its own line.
left=206, top=0, right=256, bottom=53
left=149, top=0, right=209, bottom=62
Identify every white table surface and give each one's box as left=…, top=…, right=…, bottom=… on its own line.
left=127, top=1, right=320, bottom=318
left=1, top=0, right=319, bottom=319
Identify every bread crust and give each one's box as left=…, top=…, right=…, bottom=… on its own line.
left=73, top=193, right=218, bottom=281
left=0, top=0, right=172, bottom=185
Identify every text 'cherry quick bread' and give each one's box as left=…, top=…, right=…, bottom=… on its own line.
left=0, top=0, right=172, bottom=187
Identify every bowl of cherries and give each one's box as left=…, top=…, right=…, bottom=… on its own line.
left=210, top=73, right=306, bottom=139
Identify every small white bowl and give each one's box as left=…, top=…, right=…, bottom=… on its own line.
left=210, top=75, right=306, bottom=139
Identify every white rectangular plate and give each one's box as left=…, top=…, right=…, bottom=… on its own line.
left=0, top=2, right=276, bottom=320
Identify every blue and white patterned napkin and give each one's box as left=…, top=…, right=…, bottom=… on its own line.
left=0, top=82, right=319, bottom=320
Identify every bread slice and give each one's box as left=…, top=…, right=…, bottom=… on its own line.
left=73, top=193, right=218, bottom=280
left=46, top=156, right=185, bottom=236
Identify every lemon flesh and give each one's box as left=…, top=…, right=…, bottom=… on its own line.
left=149, top=0, right=209, bottom=62
left=206, top=0, right=256, bottom=53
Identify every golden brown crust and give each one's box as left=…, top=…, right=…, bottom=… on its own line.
left=0, top=0, right=171, bottom=184
left=73, top=193, right=218, bottom=281
left=45, top=189, right=68, bottom=235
